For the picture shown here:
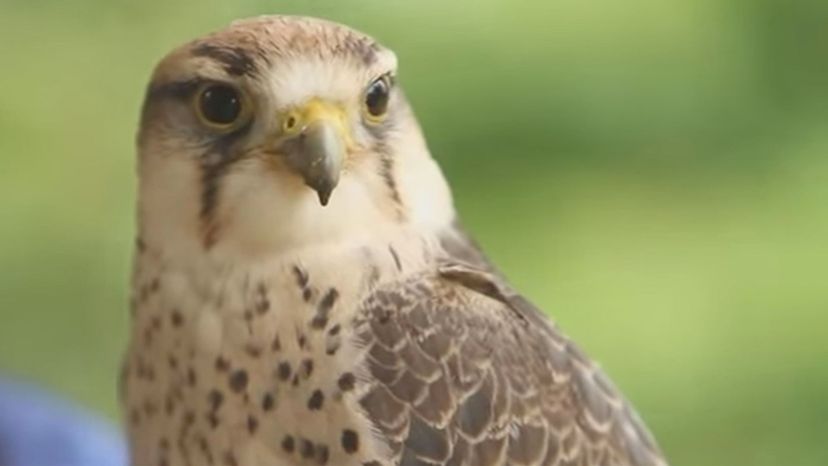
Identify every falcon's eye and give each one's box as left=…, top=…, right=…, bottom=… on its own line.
left=194, top=84, right=248, bottom=129
left=363, top=75, right=391, bottom=122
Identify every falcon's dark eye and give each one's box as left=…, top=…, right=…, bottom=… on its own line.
left=363, top=75, right=391, bottom=121
left=195, top=84, right=247, bottom=129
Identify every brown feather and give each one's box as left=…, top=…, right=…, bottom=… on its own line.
left=355, top=232, right=668, bottom=465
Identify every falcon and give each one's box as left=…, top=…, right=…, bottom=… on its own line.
left=123, top=15, right=668, bottom=466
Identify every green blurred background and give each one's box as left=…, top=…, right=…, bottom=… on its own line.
left=1, top=0, right=826, bottom=464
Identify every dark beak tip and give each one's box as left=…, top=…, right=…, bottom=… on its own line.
left=316, top=188, right=332, bottom=206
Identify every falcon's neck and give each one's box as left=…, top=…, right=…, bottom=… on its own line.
left=134, top=224, right=441, bottom=294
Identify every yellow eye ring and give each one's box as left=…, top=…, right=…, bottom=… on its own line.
left=193, top=83, right=251, bottom=131
left=363, top=75, right=392, bottom=123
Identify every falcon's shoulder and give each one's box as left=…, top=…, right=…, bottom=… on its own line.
left=353, top=258, right=666, bottom=466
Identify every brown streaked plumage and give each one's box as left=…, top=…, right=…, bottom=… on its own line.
left=124, top=15, right=668, bottom=466
left=355, top=262, right=666, bottom=466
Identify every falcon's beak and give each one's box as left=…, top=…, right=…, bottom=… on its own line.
left=273, top=99, right=349, bottom=206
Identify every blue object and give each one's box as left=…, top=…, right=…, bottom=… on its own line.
left=0, top=377, right=127, bottom=466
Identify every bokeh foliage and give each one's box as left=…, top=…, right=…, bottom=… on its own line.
left=1, top=1, right=826, bottom=465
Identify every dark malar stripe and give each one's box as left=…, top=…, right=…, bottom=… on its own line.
left=378, top=151, right=404, bottom=219
left=197, top=120, right=253, bottom=249
left=199, top=156, right=234, bottom=248
left=369, top=92, right=408, bottom=220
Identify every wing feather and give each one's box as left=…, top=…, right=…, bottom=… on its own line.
left=354, top=254, right=667, bottom=466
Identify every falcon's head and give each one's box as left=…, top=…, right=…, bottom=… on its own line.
left=137, top=16, right=454, bottom=260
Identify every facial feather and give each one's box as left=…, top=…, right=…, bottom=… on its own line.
left=136, top=15, right=454, bottom=263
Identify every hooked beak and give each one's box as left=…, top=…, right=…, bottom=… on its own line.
left=273, top=100, right=349, bottom=206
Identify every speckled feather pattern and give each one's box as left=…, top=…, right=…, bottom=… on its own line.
left=124, top=15, right=668, bottom=466
left=124, top=233, right=432, bottom=466
left=354, top=260, right=667, bottom=466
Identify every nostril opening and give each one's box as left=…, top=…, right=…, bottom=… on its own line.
left=284, top=115, right=297, bottom=131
